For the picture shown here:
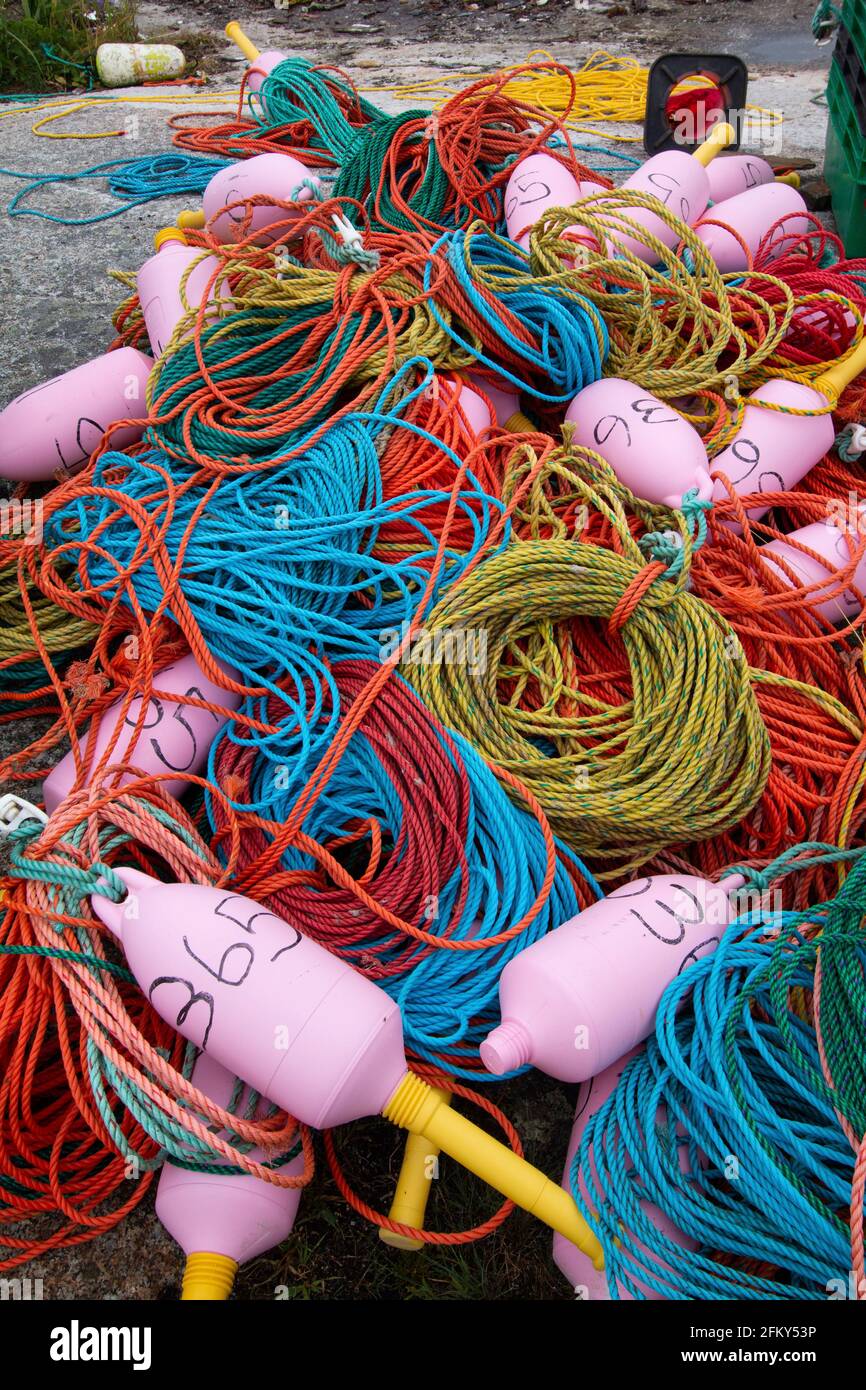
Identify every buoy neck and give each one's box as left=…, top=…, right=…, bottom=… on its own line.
left=479, top=1018, right=533, bottom=1074
left=692, top=121, right=736, bottom=167
left=815, top=337, right=866, bottom=400
left=154, top=226, right=187, bottom=252
left=181, top=1251, right=237, bottom=1300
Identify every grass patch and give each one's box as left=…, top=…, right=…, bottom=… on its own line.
left=0, top=0, right=139, bottom=93
left=238, top=1073, right=579, bottom=1301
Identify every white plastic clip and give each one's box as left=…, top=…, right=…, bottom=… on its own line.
left=331, top=212, right=365, bottom=250
left=0, top=793, right=48, bottom=836
left=847, top=423, right=866, bottom=458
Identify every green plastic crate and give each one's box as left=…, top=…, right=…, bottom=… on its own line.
left=840, top=0, right=866, bottom=67
left=825, top=103, right=866, bottom=257
left=826, top=43, right=866, bottom=178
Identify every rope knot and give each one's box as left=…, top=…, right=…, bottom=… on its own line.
left=424, top=113, right=439, bottom=143
left=607, top=560, right=667, bottom=636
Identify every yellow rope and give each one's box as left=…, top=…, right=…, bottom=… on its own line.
left=406, top=443, right=771, bottom=873
left=366, top=49, right=783, bottom=143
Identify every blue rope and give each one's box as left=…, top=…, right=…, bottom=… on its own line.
left=45, top=363, right=506, bottom=766
left=225, top=672, right=598, bottom=1076
left=1, top=152, right=229, bottom=225
left=423, top=227, right=608, bottom=403
left=570, top=844, right=866, bottom=1299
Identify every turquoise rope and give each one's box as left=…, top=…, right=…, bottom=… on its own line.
left=1, top=152, right=229, bottom=225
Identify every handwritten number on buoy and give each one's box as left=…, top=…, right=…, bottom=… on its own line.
left=624, top=881, right=705, bottom=945
left=726, top=437, right=761, bottom=484
left=594, top=414, right=632, bottom=448
left=123, top=681, right=223, bottom=774
left=646, top=171, right=689, bottom=222
left=505, top=175, right=552, bottom=221
left=631, top=399, right=679, bottom=427
left=149, top=976, right=215, bottom=1049
left=183, top=935, right=255, bottom=987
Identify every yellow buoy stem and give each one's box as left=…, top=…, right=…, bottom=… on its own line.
left=382, top=1073, right=604, bottom=1269
left=816, top=338, right=866, bottom=400
left=225, top=21, right=260, bottom=62
left=380, top=1087, right=451, bottom=1250
left=177, top=209, right=206, bottom=230
left=692, top=121, right=736, bottom=167
left=181, top=1251, right=238, bottom=1300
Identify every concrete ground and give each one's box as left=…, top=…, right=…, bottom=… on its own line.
left=0, top=0, right=840, bottom=1301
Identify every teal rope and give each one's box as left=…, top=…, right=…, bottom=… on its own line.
left=1, top=153, right=229, bottom=226
left=812, top=0, right=842, bottom=41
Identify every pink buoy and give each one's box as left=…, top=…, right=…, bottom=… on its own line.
left=429, top=376, right=492, bottom=440
left=565, top=378, right=713, bottom=507
left=88, top=872, right=606, bottom=1261
left=504, top=152, right=605, bottom=253
left=137, top=229, right=223, bottom=358
left=157, top=1050, right=304, bottom=1296
left=225, top=22, right=285, bottom=95
left=705, top=153, right=775, bottom=203
left=0, top=346, right=153, bottom=483
left=91, top=869, right=410, bottom=1130
left=710, top=380, right=835, bottom=523
left=554, top=1048, right=697, bottom=1300
left=480, top=873, right=741, bottom=1081
left=610, top=121, right=734, bottom=262
left=43, top=651, right=242, bottom=815
left=711, top=341, right=866, bottom=523
left=694, top=182, right=810, bottom=272
left=467, top=374, right=521, bottom=428
left=245, top=51, right=286, bottom=94
left=201, top=154, right=319, bottom=245
left=760, top=511, right=866, bottom=625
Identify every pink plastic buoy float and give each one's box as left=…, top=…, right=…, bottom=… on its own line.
left=609, top=121, right=735, bottom=262
left=43, top=651, right=242, bottom=815
left=694, top=182, right=811, bottom=273
left=137, top=228, right=223, bottom=359
left=177, top=154, right=320, bottom=246
left=0, top=346, right=154, bottom=483
left=705, top=152, right=776, bottom=203
left=760, top=510, right=866, bottom=625
left=565, top=378, right=713, bottom=508
left=429, top=377, right=492, bottom=440
left=554, top=1048, right=698, bottom=1300
left=504, top=151, right=605, bottom=253
left=480, top=873, right=742, bottom=1081
left=711, top=339, right=866, bottom=524
left=158, top=1051, right=305, bottom=1300
left=89, top=872, right=604, bottom=1263
left=225, top=21, right=286, bottom=94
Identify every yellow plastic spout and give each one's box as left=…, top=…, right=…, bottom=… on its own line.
left=154, top=225, right=187, bottom=251
left=177, top=209, right=206, bottom=231
left=382, top=1073, right=604, bottom=1269
left=504, top=410, right=537, bottom=433
left=225, top=21, right=260, bottom=62
left=776, top=171, right=801, bottom=188
left=379, top=1087, right=450, bottom=1250
left=815, top=337, right=866, bottom=400
left=181, top=1251, right=238, bottom=1300
left=692, top=121, right=736, bottom=167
